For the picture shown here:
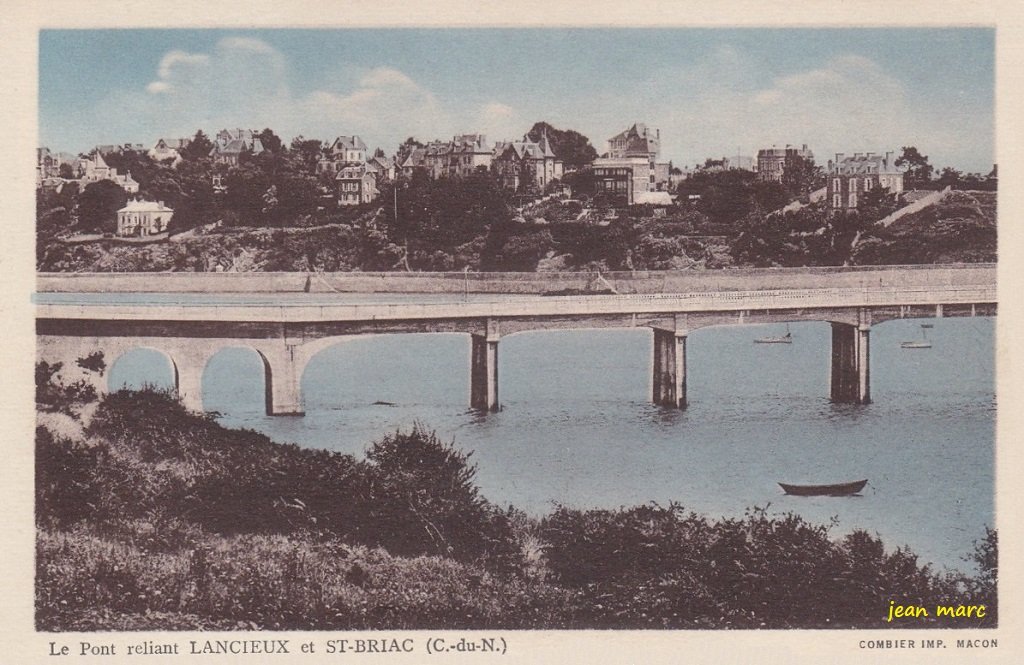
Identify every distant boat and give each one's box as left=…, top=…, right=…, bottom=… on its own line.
left=779, top=479, right=868, bottom=496
left=920, top=323, right=934, bottom=329
left=755, top=324, right=792, bottom=344
left=901, top=327, right=932, bottom=349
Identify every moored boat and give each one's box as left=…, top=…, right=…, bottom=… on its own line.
left=779, top=479, right=868, bottom=496
left=755, top=324, right=792, bottom=344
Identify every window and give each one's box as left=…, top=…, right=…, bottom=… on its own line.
left=849, top=193, right=857, bottom=208
left=833, top=178, right=841, bottom=190
left=864, top=178, right=873, bottom=191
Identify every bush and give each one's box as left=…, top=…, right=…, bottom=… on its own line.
left=542, top=504, right=979, bottom=628
left=35, top=427, right=105, bottom=528
left=365, top=426, right=521, bottom=568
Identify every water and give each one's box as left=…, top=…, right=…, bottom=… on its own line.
left=110, top=317, right=995, bottom=573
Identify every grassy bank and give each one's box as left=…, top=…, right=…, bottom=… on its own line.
left=36, top=377, right=997, bottom=630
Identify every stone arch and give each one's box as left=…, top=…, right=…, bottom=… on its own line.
left=107, top=345, right=180, bottom=394
left=200, top=344, right=275, bottom=416
left=296, top=333, right=468, bottom=411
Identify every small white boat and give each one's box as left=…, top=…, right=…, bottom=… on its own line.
left=755, top=325, right=792, bottom=344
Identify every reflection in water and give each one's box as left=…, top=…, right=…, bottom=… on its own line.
left=109, top=318, right=995, bottom=572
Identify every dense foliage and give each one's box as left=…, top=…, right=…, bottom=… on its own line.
left=35, top=378, right=997, bottom=631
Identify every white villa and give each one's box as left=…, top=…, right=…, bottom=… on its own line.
left=117, top=200, right=174, bottom=237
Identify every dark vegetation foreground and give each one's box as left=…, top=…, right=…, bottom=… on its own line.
left=36, top=365, right=997, bottom=630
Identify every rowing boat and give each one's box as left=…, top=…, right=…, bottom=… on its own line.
left=778, top=479, right=868, bottom=496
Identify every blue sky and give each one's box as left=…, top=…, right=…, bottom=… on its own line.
left=40, top=28, right=994, bottom=172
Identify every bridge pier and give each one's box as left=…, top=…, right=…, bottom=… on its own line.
left=261, top=345, right=305, bottom=416
left=174, top=360, right=205, bottom=412
left=830, top=322, right=870, bottom=404
left=652, top=328, right=687, bottom=408
left=470, top=333, right=499, bottom=411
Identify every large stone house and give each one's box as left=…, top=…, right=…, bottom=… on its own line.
left=336, top=162, right=378, bottom=206
left=826, top=151, right=904, bottom=210
left=592, top=123, right=669, bottom=203
left=756, top=144, right=814, bottom=183
left=398, top=134, right=494, bottom=180
left=318, top=135, right=368, bottom=175
left=77, top=152, right=140, bottom=194
left=116, top=200, right=174, bottom=236
left=209, top=129, right=264, bottom=165
left=447, top=134, right=493, bottom=177
left=491, top=134, right=562, bottom=192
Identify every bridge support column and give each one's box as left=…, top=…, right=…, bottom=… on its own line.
left=174, top=361, right=205, bottom=413
left=470, top=333, right=499, bottom=411
left=653, top=328, right=687, bottom=408
left=262, top=346, right=305, bottom=416
left=830, top=323, right=870, bottom=404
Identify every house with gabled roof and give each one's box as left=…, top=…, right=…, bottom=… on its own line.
left=591, top=122, right=671, bottom=203
left=209, top=129, right=264, bottom=165
left=448, top=134, right=493, bottom=177
left=368, top=154, right=395, bottom=182
left=77, top=152, right=140, bottom=194
left=399, top=147, right=428, bottom=178
left=149, top=137, right=192, bottom=165
left=492, top=132, right=563, bottom=192
left=336, top=162, right=379, bottom=206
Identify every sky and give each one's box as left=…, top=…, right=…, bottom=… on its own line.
left=39, top=28, right=995, bottom=172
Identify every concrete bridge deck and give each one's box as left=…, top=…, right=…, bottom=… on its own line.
left=35, top=265, right=997, bottom=415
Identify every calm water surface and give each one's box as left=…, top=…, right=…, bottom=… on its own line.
left=110, top=317, right=995, bottom=572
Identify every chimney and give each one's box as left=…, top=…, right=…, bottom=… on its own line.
left=885, top=151, right=894, bottom=167
left=854, top=152, right=863, bottom=159
left=835, top=153, right=845, bottom=163
left=866, top=152, right=875, bottom=159
left=802, top=143, right=808, bottom=151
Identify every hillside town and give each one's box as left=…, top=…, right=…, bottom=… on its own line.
left=36, top=120, right=997, bottom=272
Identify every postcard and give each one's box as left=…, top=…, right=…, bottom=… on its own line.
left=3, top=1, right=1021, bottom=663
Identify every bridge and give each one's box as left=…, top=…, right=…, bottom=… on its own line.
left=35, top=265, right=997, bottom=414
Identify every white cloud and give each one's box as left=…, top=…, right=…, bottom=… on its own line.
left=472, top=102, right=525, bottom=143
left=84, top=40, right=989, bottom=171
left=106, top=39, right=456, bottom=152
left=623, top=50, right=989, bottom=170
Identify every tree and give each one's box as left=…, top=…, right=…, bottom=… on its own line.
left=58, top=163, right=74, bottom=179
left=526, top=121, right=598, bottom=171
left=76, top=180, right=127, bottom=233
left=895, top=146, right=934, bottom=189
left=936, top=167, right=964, bottom=190
left=781, top=154, right=824, bottom=199
left=182, top=130, right=214, bottom=161
left=395, top=137, right=424, bottom=166
left=257, top=128, right=283, bottom=154
left=289, top=136, right=324, bottom=172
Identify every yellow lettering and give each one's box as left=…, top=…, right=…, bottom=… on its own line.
left=937, top=606, right=954, bottom=617
left=977, top=606, right=986, bottom=618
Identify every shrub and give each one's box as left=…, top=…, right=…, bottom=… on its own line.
left=365, top=426, right=521, bottom=569
left=35, top=427, right=105, bottom=528
left=542, top=504, right=979, bottom=628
